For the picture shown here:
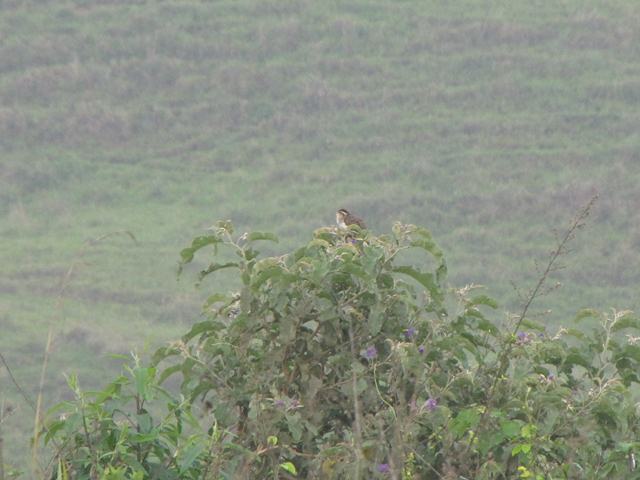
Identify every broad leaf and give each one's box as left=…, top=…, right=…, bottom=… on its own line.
left=247, top=231, right=279, bottom=243
left=199, top=261, right=239, bottom=280
left=179, top=235, right=221, bottom=265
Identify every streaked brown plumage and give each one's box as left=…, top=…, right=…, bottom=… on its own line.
left=336, top=208, right=366, bottom=229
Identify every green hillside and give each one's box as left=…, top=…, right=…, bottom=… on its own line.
left=1, top=0, right=640, bottom=472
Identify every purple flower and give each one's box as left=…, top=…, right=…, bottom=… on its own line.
left=418, top=345, right=425, bottom=354
left=377, top=463, right=391, bottom=474
left=404, top=327, right=417, bottom=339
left=547, top=373, right=555, bottom=381
left=289, top=398, right=301, bottom=409
left=361, top=345, right=378, bottom=360
left=424, top=397, right=438, bottom=412
left=274, top=399, right=286, bottom=408
left=516, top=331, right=531, bottom=345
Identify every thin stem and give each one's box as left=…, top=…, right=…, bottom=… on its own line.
left=80, top=404, right=98, bottom=478
left=372, top=363, right=396, bottom=419
left=31, top=326, right=54, bottom=478
left=0, top=352, right=36, bottom=411
left=0, top=401, right=5, bottom=480
left=136, top=395, right=142, bottom=464
left=466, top=195, right=597, bottom=466
left=347, top=315, right=364, bottom=480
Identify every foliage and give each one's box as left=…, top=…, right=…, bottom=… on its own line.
left=43, top=222, right=640, bottom=479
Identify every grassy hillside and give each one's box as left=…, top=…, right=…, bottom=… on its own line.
left=1, top=0, right=640, bottom=471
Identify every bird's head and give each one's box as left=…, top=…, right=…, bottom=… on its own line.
left=336, top=209, right=349, bottom=228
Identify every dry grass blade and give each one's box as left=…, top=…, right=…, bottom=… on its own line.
left=27, top=230, right=139, bottom=477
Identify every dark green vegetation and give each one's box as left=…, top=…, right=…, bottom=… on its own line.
left=45, top=223, right=640, bottom=478
left=1, top=0, right=640, bottom=473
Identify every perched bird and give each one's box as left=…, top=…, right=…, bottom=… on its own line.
left=336, top=208, right=366, bottom=229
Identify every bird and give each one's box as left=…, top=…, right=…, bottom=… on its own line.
left=336, top=208, right=366, bottom=229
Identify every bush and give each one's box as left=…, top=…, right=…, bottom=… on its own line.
left=44, top=221, right=640, bottom=479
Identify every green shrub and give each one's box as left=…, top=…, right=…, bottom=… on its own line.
left=44, top=221, right=640, bottom=479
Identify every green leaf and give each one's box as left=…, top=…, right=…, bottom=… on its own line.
left=287, top=413, right=304, bottom=442
left=377, top=272, right=394, bottom=289
left=393, top=266, right=442, bottom=302
left=574, top=309, right=600, bottom=323
left=137, top=411, right=153, bottom=433
left=66, top=373, right=78, bottom=393
left=564, top=328, right=585, bottom=339
left=342, top=262, right=367, bottom=279
left=410, top=237, right=443, bottom=258
left=312, top=228, right=336, bottom=243
left=611, top=314, right=640, bottom=332
left=199, top=262, right=239, bottom=280
left=130, top=430, right=160, bottom=444
left=280, top=461, right=297, bottom=475
left=512, top=443, right=532, bottom=456
left=203, top=293, right=231, bottom=310
left=179, top=235, right=221, bottom=265
left=367, top=305, right=383, bottom=336
left=409, top=227, right=444, bottom=259
left=451, top=408, right=481, bottom=438
left=500, top=419, right=523, bottom=438
left=616, top=345, right=640, bottom=363
left=564, top=349, right=592, bottom=370
left=44, top=419, right=67, bottom=445
left=320, top=446, right=349, bottom=457
left=307, top=238, right=332, bottom=249
left=593, top=400, right=619, bottom=429
left=520, top=318, right=545, bottom=331
left=521, top=424, right=537, bottom=439
left=361, top=245, right=384, bottom=273
left=130, top=366, right=156, bottom=401
left=179, top=437, right=206, bottom=473
left=473, top=316, right=499, bottom=335
left=247, top=231, right=279, bottom=243
left=182, top=320, right=218, bottom=342
left=252, top=265, right=290, bottom=289
left=469, top=295, right=499, bottom=309
left=158, top=364, right=182, bottom=385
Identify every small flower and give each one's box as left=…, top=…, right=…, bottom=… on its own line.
left=627, top=334, right=640, bottom=345
left=377, top=463, right=391, bottom=474
left=289, top=398, right=301, bottom=410
left=516, top=331, right=531, bottom=345
left=424, top=397, right=438, bottom=412
left=418, top=345, right=426, bottom=354
left=361, top=345, right=378, bottom=360
left=539, top=373, right=556, bottom=384
left=404, top=327, right=417, bottom=339
left=274, top=399, right=286, bottom=408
